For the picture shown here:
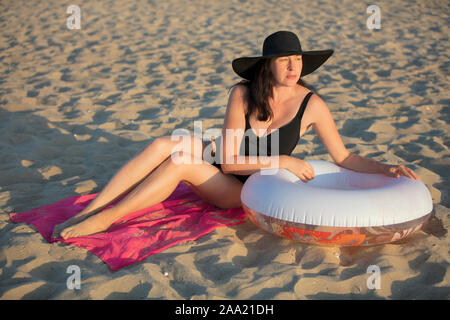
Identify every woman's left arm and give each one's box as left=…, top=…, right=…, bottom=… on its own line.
left=309, top=95, right=421, bottom=181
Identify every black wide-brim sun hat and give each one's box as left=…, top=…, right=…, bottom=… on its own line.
left=232, top=31, right=333, bottom=80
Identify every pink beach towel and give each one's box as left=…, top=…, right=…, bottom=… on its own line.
left=9, top=182, right=246, bottom=271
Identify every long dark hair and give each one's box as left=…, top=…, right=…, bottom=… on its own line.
left=228, top=58, right=316, bottom=122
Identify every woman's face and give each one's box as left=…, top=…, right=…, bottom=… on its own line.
left=270, top=54, right=302, bottom=86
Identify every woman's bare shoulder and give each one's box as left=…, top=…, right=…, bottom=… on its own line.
left=230, top=83, right=248, bottom=100
left=303, top=92, right=333, bottom=126
left=228, top=83, right=249, bottom=114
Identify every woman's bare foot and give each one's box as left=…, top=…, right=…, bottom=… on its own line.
left=52, top=222, right=70, bottom=239
left=52, top=217, right=82, bottom=239
left=51, top=210, right=98, bottom=239
left=60, top=210, right=114, bottom=239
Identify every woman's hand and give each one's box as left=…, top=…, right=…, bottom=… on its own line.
left=382, top=164, right=421, bottom=181
left=280, top=155, right=315, bottom=183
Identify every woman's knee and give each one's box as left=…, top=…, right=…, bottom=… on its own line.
left=145, top=135, right=175, bottom=155
left=153, top=135, right=204, bottom=156
left=169, top=151, right=203, bottom=168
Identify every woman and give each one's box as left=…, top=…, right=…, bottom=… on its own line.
left=53, top=31, right=420, bottom=240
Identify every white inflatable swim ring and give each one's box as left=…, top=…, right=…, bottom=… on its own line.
left=241, top=160, right=433, bottom=246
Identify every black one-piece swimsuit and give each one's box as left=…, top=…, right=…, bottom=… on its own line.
left=211, top=91, right=314, bottom=184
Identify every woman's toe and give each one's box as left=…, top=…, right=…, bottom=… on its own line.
left=61, top=227, right=71, bottom=239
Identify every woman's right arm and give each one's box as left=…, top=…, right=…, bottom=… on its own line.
left=220, top=85, right=281, bottom=175
left=220, top=85, right=314, bottom=182
left=279, top=155, right=315, bottom=182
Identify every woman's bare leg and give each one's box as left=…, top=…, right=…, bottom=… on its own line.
left=60, top=151, right=243, bottom=239
left=52, top=135, right=205, bottom=238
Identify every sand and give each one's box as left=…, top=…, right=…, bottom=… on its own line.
left=0, top=0, right=449, bottom=300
